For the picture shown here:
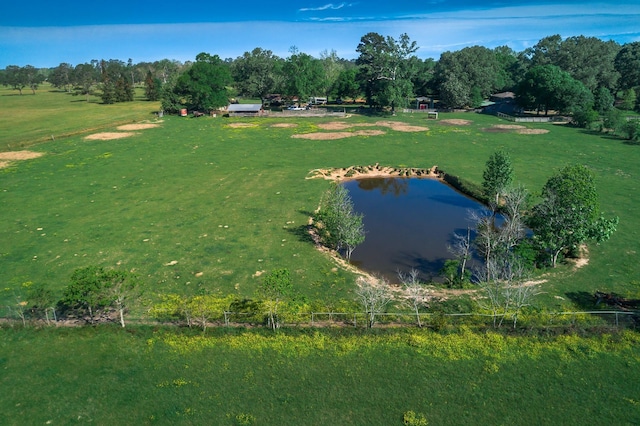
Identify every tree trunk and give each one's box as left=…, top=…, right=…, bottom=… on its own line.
left=414, top=306, right=422, bottom=328
left=119, top=308, right=126, bottom=328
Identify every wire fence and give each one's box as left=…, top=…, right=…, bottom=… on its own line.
left=2, top=306, right=637, bottom=330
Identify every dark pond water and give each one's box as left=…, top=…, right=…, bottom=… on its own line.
left=344, top=177, right=493, bottom=283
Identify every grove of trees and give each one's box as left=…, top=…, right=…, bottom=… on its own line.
left=3, top=34, right=639, bottom=123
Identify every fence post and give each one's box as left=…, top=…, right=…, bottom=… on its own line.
left=615, top=311, right=619, bottom=327
left=224, top=311, right=229, bottom=327
left=311, top=312, right=314, bottom=327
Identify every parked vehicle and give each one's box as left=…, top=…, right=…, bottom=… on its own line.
left=287, top=105, right=304, bottom=111
left=308, top=97, right=327, bottom=105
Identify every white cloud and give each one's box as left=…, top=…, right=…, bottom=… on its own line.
left=299, top=3, right=350, bottom=12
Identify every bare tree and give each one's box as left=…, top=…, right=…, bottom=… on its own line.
left=397, top=269, right=430, bottom=327
left=476, top=256, right=539, bottom=328
left=448, top=226, right=472, bottom=282
left=355, top=276, right=393, bottom=328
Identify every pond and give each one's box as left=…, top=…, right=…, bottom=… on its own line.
left=343, top=177, right=494, bottom=283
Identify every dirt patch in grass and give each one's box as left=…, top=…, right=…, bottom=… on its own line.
left=227, top=123, right=258, bottom=128
left=270, top=123, right=298, bottom=128
left=317, top=122, right=375, bottom=130
left=0, top=151, right=45, bottom=168
left=492, top=124, right=526, bottom=130
left=0, top=150, right=45, bottom=160
left=440, top=119, right=472, bottom=125
left=311, top=120, right=428, bottom=134
left=292, top=130, right=386, bottom=140
left=116, top=123, right=161, bottom=131
left=85, top=132, right=136, bottom=141
left=516, top=128, right=550, bottom=134
left=376, top=121, right=430, bottom=132
left=484, top=124, right=549, bottom=134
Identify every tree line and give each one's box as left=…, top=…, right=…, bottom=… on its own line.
left=2, top=34, right=640, bottom=118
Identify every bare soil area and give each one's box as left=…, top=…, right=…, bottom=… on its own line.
left=0, top=150, right=45, bottom=169
left=516, top=128, right=550, bottom=134
left=270, top=123, right=298, bottom=128
left=493, top=124, right=526, bottom=130
left=292, top=130, right=386, bottom=140
left=116, top=123, right=161, bottom=131
left=0, top=150, right=45, bottom=160
left=226, top=123, right=258, bottom=128
left=440, top=119, right=472, bottom=125
left=298, top=120, right=428, bottom=139
left=84, top=132, right=137, bottom=141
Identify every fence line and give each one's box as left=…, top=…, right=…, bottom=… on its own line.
left=2, top=308, right=636, bottom=329
left=497, top=112, right=559, bottom=123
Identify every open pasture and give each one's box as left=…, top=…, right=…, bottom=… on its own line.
left=0, top=326, right=639, bottom=425
left=1, top=90, right=639, bottom=310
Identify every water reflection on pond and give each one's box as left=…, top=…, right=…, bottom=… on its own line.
left=344, top=177, right=493, bottom=283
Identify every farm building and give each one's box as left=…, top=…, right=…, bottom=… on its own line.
left=227, top=104, right=265, bottom=117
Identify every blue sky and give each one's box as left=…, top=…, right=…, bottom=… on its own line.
left=1, top=1, right=639, bottom=68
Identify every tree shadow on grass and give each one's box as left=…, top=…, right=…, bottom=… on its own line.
left=565, top=291, right=598, bottom=310
left=285, top=210, right=316, bottom=245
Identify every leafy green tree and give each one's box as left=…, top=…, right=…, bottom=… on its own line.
left=315, top=183, right=365, bottom=261
left=144, top=70, right=161, bottom=101
left=438, top=74, right=468, bottom=109
left=62, top=266, right=113, bottom=322
left=319, top=49, right=345, bottom=99
left=554, top=36, right=620, bottom=93
left=258, top=268, right=292, bottom=330
left=410, top=57, right=436, bottom=96
left=1, top=65, right=27, bottom=94
left=516, top=64, right=593, bottom=115
left=283, top=49, right=324, bottom=105
left=71, top=62, right=99, bottom=102
left=572, top=108, right=599, bottom=129
left=174, top=52, right=232, bottom=111
left=528, top=165, right=618, bottom=267
left=619, top=88, right=637, bottom=111
left=526, top=34, right=563, bottom=66
left=22, top=65, right=45, bottom=94
left=187, top=293, right=235, bottom=332
left=356, top=32, right=418, bottom=111
left=593, top=86, right=615, bottom=115
left=231, top=47, right=282, bottom=102
left=603, top=108, right=625, bottom=134
left=434, top=46, right=504, bottom=108
left=49, top=63, right=74, bottom=92
left=61, top=266, right=139, bottom=325
left=333, top=68, right=361, bottom=101
left=622, top=120, right=640, bottom=142
left=482, top=150, right=514, bottom=205
left=493, top=45, right=525, bottom=91
left=614, top=41, right=640, bottom=91
left=98, top=59, right=133, bottom=104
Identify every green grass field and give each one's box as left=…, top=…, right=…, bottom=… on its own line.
left=1, top=326, right=639, bottom=425
left=1, top=86, right=640, bottom=424
left=2, top=86, right=639, bottom=310
left=0, top=84, right=159, bottom=151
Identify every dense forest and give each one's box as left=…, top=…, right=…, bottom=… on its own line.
left=1, top=33, right=639, bottom=134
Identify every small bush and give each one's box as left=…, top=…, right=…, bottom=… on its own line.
left=403, top=410, right=428, bottom=425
